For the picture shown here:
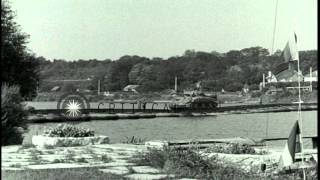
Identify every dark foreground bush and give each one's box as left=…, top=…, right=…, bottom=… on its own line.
left=1, top=84, right=28, bottom=145
left=43, top=124, right=94, bottom=137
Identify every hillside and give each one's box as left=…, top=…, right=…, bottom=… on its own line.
left=37, top=47, right=317, bottom=93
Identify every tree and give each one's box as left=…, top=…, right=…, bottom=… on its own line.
left=2, top=84, right=28, bottom=145
left=1, top=0, right=39, bottom=99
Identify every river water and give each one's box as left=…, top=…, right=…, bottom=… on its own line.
left=25, top=111, right=317, bottom=148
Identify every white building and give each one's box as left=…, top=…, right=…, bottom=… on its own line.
left=304, top=70, right=318, bottom=82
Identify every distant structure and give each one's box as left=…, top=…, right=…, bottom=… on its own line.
left=304, top=67, right=317, bottom=82
left=266, top=71, right=277, bottom=83
left=123, top=85, right=139, bottom=94
left=262, top=66, right=317, bottom=92
left=242, top=84, right=249, bottom=94
left=51, top=86, right=60, bottom=92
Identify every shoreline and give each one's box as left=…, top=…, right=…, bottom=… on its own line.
left=27, top=103, right=317, bottom=123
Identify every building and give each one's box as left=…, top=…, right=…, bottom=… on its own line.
left=275, top=69, right=303, bottom=82
left=304, top=70, right=318, bottom=82
left=266, top=71, right=277, bottom=83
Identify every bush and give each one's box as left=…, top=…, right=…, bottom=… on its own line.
left=206, top=143, right=257, bottom=154
left=131, top=146, right=317, bottom=179
left=251, top=91, right=262, bottom=98
left=1, top=84, right=28, bottom=145
left=43, top=124, right=94, bottom=137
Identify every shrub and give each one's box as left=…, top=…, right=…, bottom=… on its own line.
left=43, top=124, right=94, bottom=137
left=1, top=84, right=28, bottom=145
left=131, top=146, right=253, bottom=179
left=122, top=136, right=146, bottom=144
left=206, top=143, right=257, bottom=154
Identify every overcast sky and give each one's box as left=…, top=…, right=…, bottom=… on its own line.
left=11, top=0, right=317, bottom=61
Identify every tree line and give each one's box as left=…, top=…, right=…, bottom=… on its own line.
left=38, top=47, right=317, bottom=93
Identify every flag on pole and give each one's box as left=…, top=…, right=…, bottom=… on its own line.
left=282, top=32, right=299, bottom=62
left=279, top=120, right=301, bottom=168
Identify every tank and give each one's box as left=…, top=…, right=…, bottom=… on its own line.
left=169, top=92, right=218, bottom=111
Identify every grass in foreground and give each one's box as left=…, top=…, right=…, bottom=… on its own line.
left=2, top=167, right=128, bottom=180
left=130, top=146, right=318, bottom=180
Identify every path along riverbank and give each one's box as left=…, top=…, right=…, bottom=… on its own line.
left=27, top=103, right=317, bottom=123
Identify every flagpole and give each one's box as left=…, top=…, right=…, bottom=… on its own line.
left=295, top=33, right=306, bottom=180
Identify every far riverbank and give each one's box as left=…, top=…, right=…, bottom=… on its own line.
left=27, top=102, right=317, bottom=123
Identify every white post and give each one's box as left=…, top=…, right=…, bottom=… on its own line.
left=262, top=73, right=265, bottom=87
left=98, top=80, right=100, bottom=95
left=310, top=67, right=312, bottom=92
left=175, top=76, right=177, bottom=93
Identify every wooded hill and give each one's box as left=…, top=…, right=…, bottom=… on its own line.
left=38, top=47, right=317, bottom=93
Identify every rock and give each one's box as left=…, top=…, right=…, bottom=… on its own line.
left=125, top=173, right=174, bottom=180
left=131, top=166, right=161, bottom=174
left=32, top=135, right=110, bottom=148
left=99, top=166, right=129, bottom=175
left=145, top=141, right=169, bottom=149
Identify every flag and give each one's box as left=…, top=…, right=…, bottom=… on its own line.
left=282, top=32, right=299, bottom=62
left=279, top=120, right=301, bottom=168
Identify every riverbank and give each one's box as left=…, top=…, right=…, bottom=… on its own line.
left=2, top=143, right=317, bottom=180
left=27, top=103, right=317, bottom=123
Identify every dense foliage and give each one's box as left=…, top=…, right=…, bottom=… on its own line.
left=1, top=0, right=39, bottom=99
left=38, top=48, right=317, bottom=93
left=1, top=84, right=28, bottom=145
left=43, top=124, right=94, bottom=137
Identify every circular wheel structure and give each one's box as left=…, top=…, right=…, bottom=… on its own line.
left=57, top=92, right=90, bottom=118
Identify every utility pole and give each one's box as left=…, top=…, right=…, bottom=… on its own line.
left=262, top=73, right=265, bottom=88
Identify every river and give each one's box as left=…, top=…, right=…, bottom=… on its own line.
left=24, top=111, right=317, bottom=148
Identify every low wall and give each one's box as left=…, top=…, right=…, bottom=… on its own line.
left=32, top=135, right=109, bottom=148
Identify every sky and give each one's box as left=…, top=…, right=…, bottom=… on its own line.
left=11, top=0, right=317, bottom=61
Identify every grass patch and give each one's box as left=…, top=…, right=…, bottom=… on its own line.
left=83, top=147, right=94, bottom=154
left=52, top=159, right=65, bottom=163
left=76, top=157, right=88, bottom=163
left=9, top=163, right=22, bottom=168
left=2, top=167, right=128, bottom=180
left=91, top=153, right=113, bottom=163
left=118, top=152, right=128, bottom=156
left=100, top=154, right=112, bottom=163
